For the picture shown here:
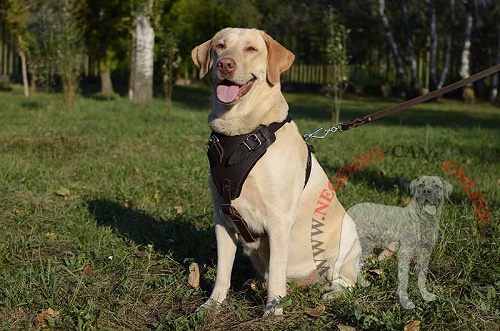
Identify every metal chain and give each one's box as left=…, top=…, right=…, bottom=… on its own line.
left=302, top=124, right=343, bottom=141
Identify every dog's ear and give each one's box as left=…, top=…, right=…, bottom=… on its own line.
left=260, top=31, right=295, bottom=85
left=443, top=180, right=453, bottom=198
left=409, top=177, right=421, bottom=196
left=191, top=39, right=213, bottom=79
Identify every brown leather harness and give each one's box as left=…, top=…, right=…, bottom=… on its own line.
left=207, top=114, right=313, bottom=242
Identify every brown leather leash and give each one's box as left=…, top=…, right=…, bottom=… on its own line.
left=303, top=64, right=500, bottom=140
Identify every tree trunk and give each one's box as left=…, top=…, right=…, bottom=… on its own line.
left=130, top=1, right=155, bottom=104
left=429, top=0, right=438, bottom=92
left=378, top=0, right=410, bottom=99
left=17, top=36, right=29, bottom=97
left=459, top=9, right=473, bottom=79
left=489, top=26, right=500, bottom=104
left=163, top=55, right=173, bottom=120
left=401, top=0, right=419, bottom=95
left=438, top=0, right=455, bottom=89
left=99, top=64, right=115, bottom=98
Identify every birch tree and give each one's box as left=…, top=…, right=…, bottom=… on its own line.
left=401, top=0, right=419, bottom=95
left=377, top=0, right=410, bottom=99
left=129, top=0, right=162, bottom=104
left=1, top=0, right=32, bottom=97
left=437, top=0, right=455, bottom=89
left=459, top=0, right=474, bottom=79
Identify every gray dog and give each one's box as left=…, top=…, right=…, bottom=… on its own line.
left=348, top=176, right=453, bottom=309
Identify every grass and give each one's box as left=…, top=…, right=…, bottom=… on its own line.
left=0, top=84, right=498, bottom=330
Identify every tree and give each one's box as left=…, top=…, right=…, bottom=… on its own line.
left=1, top=0, right=32, bottom=97
left=459, top=0, right=474, bottom=79
left=55, top=0, right=86, bottom=109
left=377, top=0, right=410, bottom=99
left=437, top=0, right=455, bottom=90
left=401, top=0, right=420, bottom=95
left=85, top=0, right=133, bottom=98
left=129, top=0, right=164, bottom=104
left=325, top=8, right=349, bottom=124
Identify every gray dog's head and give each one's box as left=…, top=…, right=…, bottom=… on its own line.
left=409, top=176, right=453, bottom=216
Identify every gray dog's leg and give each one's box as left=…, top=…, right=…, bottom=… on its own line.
left=397, top=245, right=415, bottom=309
left=417, top=249, right=437, bottom=302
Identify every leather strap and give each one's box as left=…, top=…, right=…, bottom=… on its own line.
left=340, top=64, right=500, bottom=131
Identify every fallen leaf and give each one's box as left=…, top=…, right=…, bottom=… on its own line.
left=337, top=324, right=356, bottom=331
left=80, top=265, right=93, bottom=277
left=34, top=308, right=60, bottom=328
left=134, top=250, right=148, bottom=258
left=45, top=232, right=58, bottom=240
left=304, top=305, right=325, bottom=317
left=367, top=269, right=383, bottom=276
left=124, top=199, right=130, bottom=208
left=188, top=262, right=200, bottom=290
left=175, top=205, right=183, bottom=214
left=378, top=242, right=398, bottom=261
left=404, top=320, right=421, bottom=331
left=54, top=187, right=70, bottom=197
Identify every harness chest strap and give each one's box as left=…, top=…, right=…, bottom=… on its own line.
left=207, top=115, right=313, bottom=242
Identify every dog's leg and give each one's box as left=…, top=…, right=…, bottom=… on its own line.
left=322, top=214, right=360, bottom=300
left=417, top=249, right=437, bottom=302
left=197, top=220, right=238, bottom=312
left=263, top=219, right=292, bottom=317
left=397, top=245, right=415, bottom=309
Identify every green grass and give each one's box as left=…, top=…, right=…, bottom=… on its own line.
left=0, top=85, right=498, bottom=330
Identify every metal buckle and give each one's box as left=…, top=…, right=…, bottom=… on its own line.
left=243, top=133, right=262, bottom=151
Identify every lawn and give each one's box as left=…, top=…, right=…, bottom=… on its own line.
left=0, top=85, right=498, bottom=330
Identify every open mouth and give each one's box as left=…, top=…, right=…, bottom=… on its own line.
left=423, top=199, right=438, bottom=216
left=216, top=78, right=256, bottom=104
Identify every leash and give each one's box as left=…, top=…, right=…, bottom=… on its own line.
left=303, top=64, right=500, bottom=141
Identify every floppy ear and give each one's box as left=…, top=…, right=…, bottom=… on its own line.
left=191, top=39, right=213, bottom=79
left=409, top=177, right=421, bottom=196
left=260, top=31, right=295, bottom=85
left=443, top=180, right=453, bottom=198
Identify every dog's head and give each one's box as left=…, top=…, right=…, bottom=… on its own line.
left=409, top=176, right=453, bottom=216
left=191, top=28, right=294, bottom=106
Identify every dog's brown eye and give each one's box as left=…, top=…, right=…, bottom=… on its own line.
left=247, top=46, right=258, bottom=52
left=217, top=43, right=225, bottom=50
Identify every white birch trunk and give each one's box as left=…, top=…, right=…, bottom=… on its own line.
left=438, top=0, right=455, bottom=89
left=130, top=1, right=155, bottom=104
left=378, top=0, right=410, bottom=98
left=459, top=10, right=473, bottom=79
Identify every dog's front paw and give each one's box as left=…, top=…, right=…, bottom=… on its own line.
left=263, top=298, right=287, bottom=317
left=195, top=299, right=220, bottom=313
left=321, top=290, right=342, bottom=300
left=399, top=295, right=415, bottom=309
left=421, top=291, right=437, bottom=302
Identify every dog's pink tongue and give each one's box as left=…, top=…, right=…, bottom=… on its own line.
left=217, top=84, right=239, bottom=103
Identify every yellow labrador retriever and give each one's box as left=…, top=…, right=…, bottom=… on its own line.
left=192, top=28, right=361, bottom=316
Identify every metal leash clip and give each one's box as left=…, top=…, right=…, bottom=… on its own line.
left=302, top=124, right=343, bottom=141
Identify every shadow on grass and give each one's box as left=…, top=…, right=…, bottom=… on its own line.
left=87, top=199, right=215, bottom=263
left=87, top=199, right=256, bottom=290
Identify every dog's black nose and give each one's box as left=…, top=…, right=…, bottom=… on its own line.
left=218, top=57, right=236, bottom=76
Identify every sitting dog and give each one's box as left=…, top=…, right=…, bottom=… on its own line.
left=191, top=28, right=361, bottom=316
left=347, top=176, right=452, bottom=309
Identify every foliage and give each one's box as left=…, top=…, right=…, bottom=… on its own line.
left=0, top=86, right=498, bottom=330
